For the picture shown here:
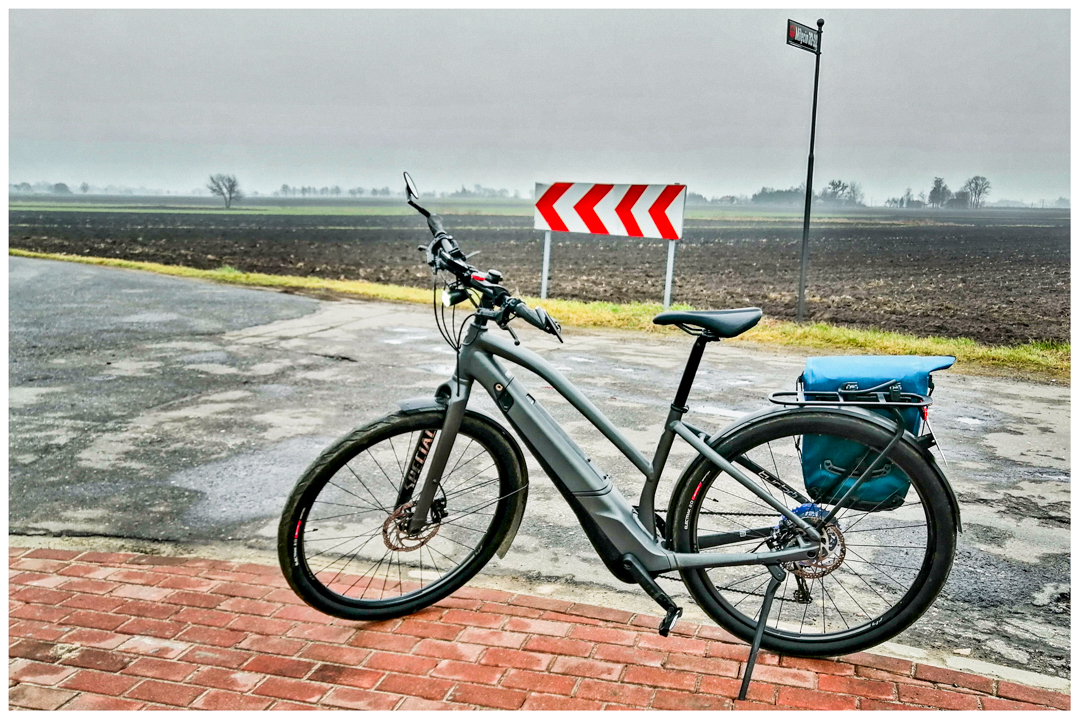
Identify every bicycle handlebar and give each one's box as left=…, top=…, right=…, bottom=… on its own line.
left=427, top=213, right=446, bottom=237
left=414, top=194, right=562, bottom=342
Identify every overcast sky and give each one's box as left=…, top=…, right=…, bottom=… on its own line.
left=9, top=9, right=1070, bottom=202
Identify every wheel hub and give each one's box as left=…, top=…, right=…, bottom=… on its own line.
left=786, top=523, right=846, bottom=579
left=382, top=502, right=439, bottom=551
left=776, top=503, right=847, bottom=579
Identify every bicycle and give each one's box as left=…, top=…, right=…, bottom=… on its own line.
left=278, top=172, right=960, bottom=698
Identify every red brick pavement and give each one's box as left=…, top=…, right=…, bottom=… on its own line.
left=8, top=547, right=1070, bottom=711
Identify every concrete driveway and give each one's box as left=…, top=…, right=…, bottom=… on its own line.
left=9, top=256, right=1070, bottom=680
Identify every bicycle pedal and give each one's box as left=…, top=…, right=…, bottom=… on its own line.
left=658, top=606, right=683, bottom=637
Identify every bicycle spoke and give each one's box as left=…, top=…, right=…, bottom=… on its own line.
left=308, top=508, right=383, bottom=522
left=365, top=448, right=401, bottom=496
left=733, top=577, right=772, bottom=610
left=821, top=577, right=826, bottom=634
left=352, top=548, right=393, bottom=600
left=439, top=462, right=497, bottom=498
left=844, top=524, right=928, bottom=534
left=844, top=557, right=923, bottom=572
left=442, top=475, right=499, bottom=501
left=335, top=469, right=389, bottom=513
left=837, top=563, right=894, bottom=605
left=829, top=572, right=873, bottom=621
left=320, top=532, right=382, bottom=588
left=388, top=434, right=405, bottom=480
left=306, top=527, right=383, bottom=562
left=775, top=573, right=790, bottom=627
left=799, top=579, right=813, bottom=633
left=713, top=569, right=771, bottom=593
left=312, top=498, right=384, bottom=512
left=444, top=439, right=475, bottom=481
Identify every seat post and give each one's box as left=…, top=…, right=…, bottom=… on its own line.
left=638, top=334, right=714, bottom=538
left=672, top=335, right=712, bottom=410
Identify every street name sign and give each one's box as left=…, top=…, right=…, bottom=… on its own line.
left=534, top=182, right=686, bottom=240
left=787, top=19, right=820, bottom=53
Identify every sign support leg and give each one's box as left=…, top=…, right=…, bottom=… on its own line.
left=796, top=18, right=824, bottom=324
left=663, top=239, right=676, bottom=310
left=541, top=230, right=552, bottom=300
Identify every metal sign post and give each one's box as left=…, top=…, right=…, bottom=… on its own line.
left=541, top=230, right=552, bottom=299
left=534, top=182, right=686, bottom=308
left=788, top=17, right=824, bottom=323
left=663, top=239, right=677, bottom=310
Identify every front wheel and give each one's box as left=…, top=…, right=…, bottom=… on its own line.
left=278, top=410, right=526, bottom=621
left=667, top=410, right=956, bottom=657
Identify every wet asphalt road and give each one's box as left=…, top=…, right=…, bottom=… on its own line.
left=8, top=256, right=1070, bottom=681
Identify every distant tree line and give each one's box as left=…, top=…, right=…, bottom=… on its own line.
left=447, top=184, right=514, bottom=199
left=10, top=172, right=1063, bottom=211
left=269, top=183, right=523, bottom=200
left=274, top=185, right=393, bottom=197
left=886, top=176, right=991, bottom=209
left=748, top=179, right=864, bottom=207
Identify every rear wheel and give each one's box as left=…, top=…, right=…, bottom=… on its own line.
left=278, top=410, right=525, bottom=620
left=668, top=410, right=956, bottom=657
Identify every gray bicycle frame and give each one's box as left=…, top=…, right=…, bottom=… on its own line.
left=407, top=319, right=821, bottom=575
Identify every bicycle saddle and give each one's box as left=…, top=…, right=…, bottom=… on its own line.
left=652, top=307, right=763, bottom=339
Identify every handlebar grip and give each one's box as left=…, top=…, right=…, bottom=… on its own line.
left=509, top=297, right=552, bottom=334
left=513, top=302, right=547, bottom=332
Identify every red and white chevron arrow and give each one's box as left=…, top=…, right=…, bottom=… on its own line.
left=534, top=183, right=687, bottom=240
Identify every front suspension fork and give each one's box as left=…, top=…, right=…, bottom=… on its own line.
left=406, top=378, right=470, bottom=533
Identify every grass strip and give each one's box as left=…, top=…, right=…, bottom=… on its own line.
left=10, top=248, right=1068, bottom=380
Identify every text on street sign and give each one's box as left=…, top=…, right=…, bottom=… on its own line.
left=787, top=19, right=820, bottom=53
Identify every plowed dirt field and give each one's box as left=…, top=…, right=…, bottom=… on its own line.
left=10, top=207, right=1069, bottom=345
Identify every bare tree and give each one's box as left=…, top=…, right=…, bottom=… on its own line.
left=207, top=174, right=242, bottom=208
left=80, top=182, right=90, bottom=194
left=962, top=176, right=991, bottom=208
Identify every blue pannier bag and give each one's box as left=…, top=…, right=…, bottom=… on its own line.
left=800, top=356, right=954, bottom=511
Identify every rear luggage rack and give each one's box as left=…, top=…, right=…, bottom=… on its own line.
left=769, top=378, right=932, bottom=410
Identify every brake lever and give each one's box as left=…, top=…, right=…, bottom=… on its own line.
left=504, top=324, right=521, bottom=346
left=533, top=306, right=564, bottom=344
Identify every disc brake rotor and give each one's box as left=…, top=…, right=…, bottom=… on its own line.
left=382, top=502, right=439, bottom=551
left=785, top=523, right=846, bottom=579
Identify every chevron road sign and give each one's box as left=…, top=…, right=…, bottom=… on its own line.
left=533, top=182, right=688, bottom=308
left=534, top=182, right=687, bottom=240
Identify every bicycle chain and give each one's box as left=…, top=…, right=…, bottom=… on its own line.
left=697, top=511, right=778, bottom=518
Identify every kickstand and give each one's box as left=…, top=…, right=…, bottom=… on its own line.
left=738, top=565, right=786, bottom=702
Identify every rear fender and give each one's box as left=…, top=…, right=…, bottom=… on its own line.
left=665, top=405, right=961, bottom=545
left=396, top=397, right=530, bottom=557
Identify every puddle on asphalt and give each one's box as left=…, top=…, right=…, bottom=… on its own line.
left=119, top=312, right=181, bottom=323
left=169, top=436, right=333, bottom=528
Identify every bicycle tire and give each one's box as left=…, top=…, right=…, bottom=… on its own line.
left=667, top=409, right=956, bottom=657
left=278, top=409, right=525, bottom=621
